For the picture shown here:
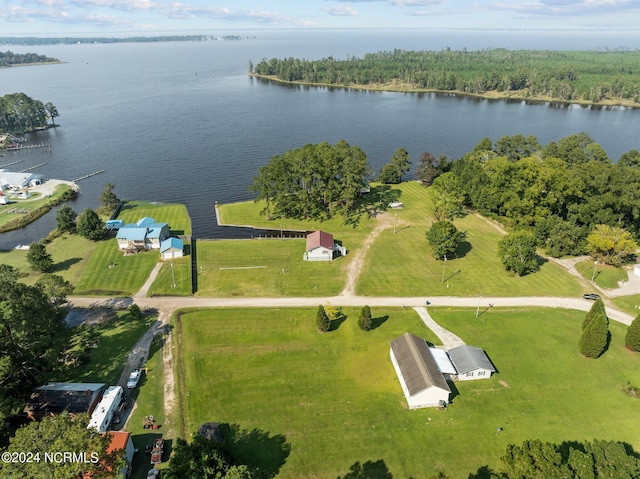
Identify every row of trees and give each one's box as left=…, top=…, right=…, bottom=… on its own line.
left=252, top=49, right=640, bottom=104
left=250, top=141, right=370, bottom=220
left=0, top=93, right=58, bottom=136
left=0, top=50, right=58, bottom=67
left=315, top=305, right=373, bottom=332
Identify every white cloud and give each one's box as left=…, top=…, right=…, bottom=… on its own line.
left=321, top=5, right=359, bottom=15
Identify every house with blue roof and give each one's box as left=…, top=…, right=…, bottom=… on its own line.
left=116, top=217, right=170, bottom=251
left=161, top=237, right=184, bottom=260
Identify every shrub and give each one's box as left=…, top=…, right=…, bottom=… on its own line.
left=316, top=305, right=330, bottom=332
left=358, top=305, right=372, bottom=331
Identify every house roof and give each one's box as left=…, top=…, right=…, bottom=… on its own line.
left=116, top=227, right=147, bottom=241
left=306, top=230, right=334, bottom=251
left=161, top=237, right=183, bottom=252
left=390, top=333, right=450, bottom=396
left=23, top=382, right=105, bottom=416
left=116, top=221, right=168, bottom=241
left=447, top=345, right=495, bottom=375
left=136, top=217, right=156, bottom=227
left=145, top=224, right=168, bottom=239
left=429, top=347, right=458, bottom=375
left=106, top=431, right=131, bottom=454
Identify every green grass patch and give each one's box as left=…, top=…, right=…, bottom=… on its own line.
left=357, top=184, right=585, bottom=297
left=195, top=239, right=345, bottom=297
left=612, top=295, right=640, bottom=316
left=0, top=233, right=98, bottom=287
left=60, top=311, right=153, bottom=385
left=575, top=259, right=628, bottom=289
left=148, top=255, right=192, bottom=296
left=74, top=238, right=158, bottom=296
left=118, top=200, right=192, bottom=236
left=174, top=306, right=640, bottom=478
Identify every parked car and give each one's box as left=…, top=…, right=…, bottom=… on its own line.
left=583, top=293, right=601, bottom=301
left=127, top=369, right=142, bottom=389
left=147, top=469, right=160, bottom=478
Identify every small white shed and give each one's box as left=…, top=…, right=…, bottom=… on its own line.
left=390, top=333, right=450, bottom=409
left=304, top=231, right=335, bottom=262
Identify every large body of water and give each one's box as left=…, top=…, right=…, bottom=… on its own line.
left=1, top=29, right=640, bottom=248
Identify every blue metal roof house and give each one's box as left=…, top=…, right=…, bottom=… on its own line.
left=116, top=217, right=170, bottom=251
left=160, top=237, right=184, bottom=260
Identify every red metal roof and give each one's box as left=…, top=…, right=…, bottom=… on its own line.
left=306, top=230, right=334, bottom=251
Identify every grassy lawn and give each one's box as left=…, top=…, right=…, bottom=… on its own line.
left=217, top=182, right=584, bottom=298
left=118, top=200, right=192, bottom=236
left=612, top=295, right=640, bottom=316
left=195, top=239, right=346, bottom=297
left=174, top=306, right=640, bottom=478
left=0, top=233, right=98, bottom=286
left=148, top=254, right=192, bottom=296
left=74, top=237, right=158, bottom=295
left=575, top=259, right=628, bottom=289
left=357, top=184, right=585, bottom=297
left=60, top=311, right=154, bottom=386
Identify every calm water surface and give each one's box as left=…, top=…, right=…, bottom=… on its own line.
left=1, top=29, right=640, bottom=247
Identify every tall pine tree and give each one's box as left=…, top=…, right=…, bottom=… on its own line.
left=580, top=310, right=609, bottom=358
left=358, top=305, right=372, bottom=331
left=316, top=305, right=330, bottom=333
left=583, top=298, right=605, bottom=330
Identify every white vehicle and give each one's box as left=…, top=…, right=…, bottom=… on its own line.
left=127, top=369, right=142, bottom=389
left=88, top=386, right=123, bottom=433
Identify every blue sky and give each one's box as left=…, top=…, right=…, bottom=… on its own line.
left=1, top=0, right=640, bottom=36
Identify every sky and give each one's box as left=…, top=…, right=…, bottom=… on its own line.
left=1, top=0, right=640, bottom=36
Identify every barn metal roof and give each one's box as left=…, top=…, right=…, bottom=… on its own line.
left=306, top=230, right=334, bottom=251
left=447, top=345, right=495, bottom=375
left=390, top=333, right=450, bottom=396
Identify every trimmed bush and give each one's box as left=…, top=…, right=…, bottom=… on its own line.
left=582, top=298, right=605, bottom=330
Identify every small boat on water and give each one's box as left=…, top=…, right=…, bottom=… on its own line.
left=14, top=244, right=30, bottom=250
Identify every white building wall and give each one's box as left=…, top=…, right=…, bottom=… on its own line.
left=305, top=246, right=333, bottom=261
left=457, top=368, right=493, bottom=381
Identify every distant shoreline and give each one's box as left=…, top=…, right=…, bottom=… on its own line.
left=249, top=73, right=640, bottom=109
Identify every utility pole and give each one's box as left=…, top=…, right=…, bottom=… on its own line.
left=441, top=255, right=447, bottom=283
left=591, top=260, right=598, bottom=282
left=394, top=213, right=397, bottom=234
left=476, top=292, right=482, bottom=318
left=171, top=262, right=176, bottom=288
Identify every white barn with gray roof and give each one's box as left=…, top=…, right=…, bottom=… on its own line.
left=447, top=345, right=496, bottom=381
left=389, top=333, right=450, bottom=409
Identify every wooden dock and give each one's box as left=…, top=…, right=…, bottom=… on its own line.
left=0, top=160, right=23, bottom=168
left=1, top=142, right=50, bottom=152
left=19, top=162, right=48, bottom=173
left=73, top=170, right=105, bottom=182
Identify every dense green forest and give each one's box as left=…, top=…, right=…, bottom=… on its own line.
left=251, top=49, right=640, bottom=106
left=0, top=50, right=58, bottom=67
left=426, top=133, right=640, bottom=257
left=0, top=93, right=58, bottom=137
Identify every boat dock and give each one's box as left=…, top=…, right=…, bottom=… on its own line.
left=73, top=170, right=105, bottom=182
left=19, top=162, right=48, bottom=173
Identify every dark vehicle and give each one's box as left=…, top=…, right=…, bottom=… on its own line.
left=583, top=293, right=601, bottom=301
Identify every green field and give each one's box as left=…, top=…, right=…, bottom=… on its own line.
left=195, top=239, right=346, bottom=297
left=216, top=182, right=585, bottom=298
left=74, top=238, right=158, bottom=295
left=173, top=306, right=640, bottom=478
left=356, top=183, right=585, bottom=297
